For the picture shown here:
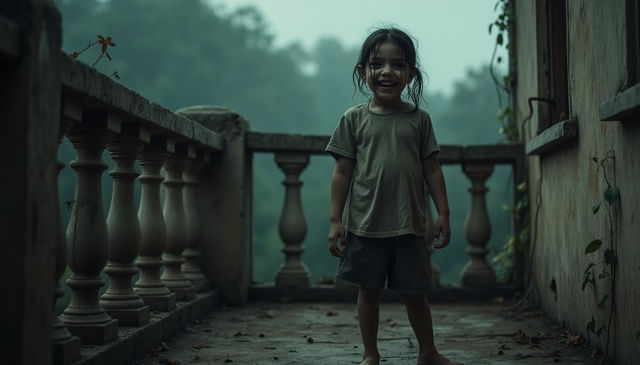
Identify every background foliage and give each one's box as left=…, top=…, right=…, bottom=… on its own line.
left=55, top=0, right=512, bottom=289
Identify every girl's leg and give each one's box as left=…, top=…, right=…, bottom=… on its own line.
left=401, top=294, right=458, bottom=365
left=357, top=286, right=383, bottom=363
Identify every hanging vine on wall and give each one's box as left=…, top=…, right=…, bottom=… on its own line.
left=487, top=0, right=529, bottom=284
left=489, top=0, right=517, bottom=143
left=582, top=149, right=620, bottom=364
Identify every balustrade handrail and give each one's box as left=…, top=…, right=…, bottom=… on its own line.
left=61, top=54, right=224, bottom=152
left=246, top=131, right=524, bottom=164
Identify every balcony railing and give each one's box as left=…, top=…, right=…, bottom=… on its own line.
left=1, top=5, right=524, bottom=364
left=53, top=54, right=226, bottom=363
left=244, top=132, right=525, bottom=299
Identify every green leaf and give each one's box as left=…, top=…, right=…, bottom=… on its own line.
left=497, top=56, right=502, bottom=64
left=585, top=240, right=603, bottom=254
left=489, top=23, right=494, bottom=34
left=604, top=249, right=615, bottom=265
left=604, top=186, right=620, bottom=205
left=517, top=182, right=527, bottom=192
left=596, top=326, right=606, bottom=337
left=590, top=157, right=598, bottom=163
left=497, top=33, right=504, bottom=45
left=597, top=295, right=609, bottom=309
left=587, top=317, right=596, bottom=333
left=592, top=202, right=601, bottom=214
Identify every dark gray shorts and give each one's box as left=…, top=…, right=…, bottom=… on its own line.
left=336, top=231, right=434, bottom=295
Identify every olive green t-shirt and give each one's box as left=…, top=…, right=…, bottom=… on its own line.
left=325, top=103, right=440, bottom=238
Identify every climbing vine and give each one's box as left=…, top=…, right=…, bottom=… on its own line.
left=489, top=0, right=517, bottom=143
left=583, top=149, right=619, bottom=364
left=488, top=0, right=530, bottom=284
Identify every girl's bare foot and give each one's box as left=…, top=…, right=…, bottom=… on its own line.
left=360, top=356, right=380, bottom=365
left=417, top=351, right=462, bottom=365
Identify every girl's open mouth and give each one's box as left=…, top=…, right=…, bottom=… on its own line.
left=377, top=80, right=397, bottom=88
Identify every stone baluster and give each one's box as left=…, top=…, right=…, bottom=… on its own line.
left=60, top=111, right=120, bottom=344
left=461, top=162, right=497, bottom=287
left=274, top=152, right=310, bottom=287
left=134, top=137, right=176, bottom=311
left=161, top=144, right=196, bottom=300
left=52, top=98, right=81, bottom=365
left=99, top=123, right=150, bottom=326
left=182, top=149, right=211, bottom=292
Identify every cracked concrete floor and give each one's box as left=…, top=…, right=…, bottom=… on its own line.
left=134, top=301, right=602, bottom=365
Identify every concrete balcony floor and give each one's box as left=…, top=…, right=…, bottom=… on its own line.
left=134, top=300, right=601, bottom=365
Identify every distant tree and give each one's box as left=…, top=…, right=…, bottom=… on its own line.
left=433, top=65, right=507, bottom=145
left=56, top=0, right=316, bottom=132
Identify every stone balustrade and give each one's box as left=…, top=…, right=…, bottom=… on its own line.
left=50, top=54, right=224, bottom=362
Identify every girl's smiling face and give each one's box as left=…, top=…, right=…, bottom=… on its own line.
left=358, top=40, right=414, bottom=108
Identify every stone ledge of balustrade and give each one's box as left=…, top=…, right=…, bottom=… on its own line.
left=245, top=132, right=523, bottom=164
left=69, top=291, right=218, bottom=365
left=0, top=14, right=20, bottom=60
left=60, top=53, right=223, bottom=152
left=248, top=284, right=520, bottom=304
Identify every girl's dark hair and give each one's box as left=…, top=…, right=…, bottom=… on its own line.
left=352, top=28, right=425, bottom=110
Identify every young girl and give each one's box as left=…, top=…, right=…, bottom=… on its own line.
left=326, top=28, right=459, bottom=365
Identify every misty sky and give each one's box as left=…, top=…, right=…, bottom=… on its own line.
left=208, top=0, right=506, bottom=96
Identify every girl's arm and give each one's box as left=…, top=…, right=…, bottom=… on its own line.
left=328, top=156, right=354, bottom=257
left=422, top=154, right=451, bottom=248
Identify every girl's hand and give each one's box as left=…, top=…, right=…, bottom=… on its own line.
left=433, top=214, right=451, bottom=249
left=328, top=221, right=346, bottom=257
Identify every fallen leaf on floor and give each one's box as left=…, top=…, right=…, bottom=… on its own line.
left=550, top=348, right=563, bottom=357
left=158, top=356, right=180, bottom=365
left=224, top=359, right=233, bottom=363
left=523, top=311, right=544, bottom=318
left=192, top=344, right=210, bottom=349
left=307, top=337, right=314, bottom=343
left=559, top=331, right=585, bottom=346
left=514, top=329, right=529, bottom=344
left=326, top=311, right=338, bottom=316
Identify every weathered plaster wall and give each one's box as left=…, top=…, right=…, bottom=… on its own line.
left=514, top=1, right=640, bottom=363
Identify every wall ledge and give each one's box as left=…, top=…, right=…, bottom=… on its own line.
left=600, top=83, right=640, bottom=121
left=525, top=119, right=578, bottom=155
